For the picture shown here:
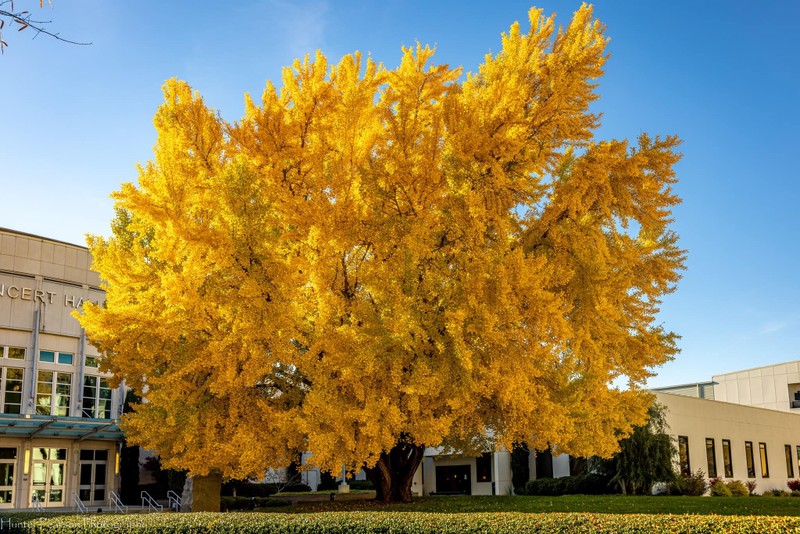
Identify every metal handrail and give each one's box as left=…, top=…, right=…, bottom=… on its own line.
left=167, top=490, right=182, bottom=512
left=141, top=490, right=163, bottom=512
left=72, top=492, right=88, bottom=513
left=110, top=491, right=128, bottom=513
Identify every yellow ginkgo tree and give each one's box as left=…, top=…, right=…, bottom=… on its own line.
left=80, top=3, right=685, bottom=505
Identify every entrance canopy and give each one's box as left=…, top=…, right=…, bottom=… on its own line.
left=0, top=414, right=123, bottom=441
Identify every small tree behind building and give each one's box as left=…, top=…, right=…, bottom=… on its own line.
left=598, top=402, right=676, bottom=495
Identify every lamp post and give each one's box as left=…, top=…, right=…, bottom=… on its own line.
left=338, top=464, right=350, bottom=493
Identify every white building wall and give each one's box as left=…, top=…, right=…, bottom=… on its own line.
left=421, top=449, right=510, bottom=496
left=713, top=361, right=800, bottom=412
left=494, top=450, right=513, bottom=495
left=411, top=463, right=423, bottom=496
left=552, top=454, right=571, bottom=478
left=422, top=455, right=435, bottom=496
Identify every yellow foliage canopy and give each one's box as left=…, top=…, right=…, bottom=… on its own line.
left=79, top=4, right=684, bottom=478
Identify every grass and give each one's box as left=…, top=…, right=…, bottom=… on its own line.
left=273, top=494, right=800, bottom=516
left=275, top=489, right=376, bottom=496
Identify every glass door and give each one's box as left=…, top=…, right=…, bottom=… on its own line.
left=0, top=447, right=16, bottom=508
left=79, top=450, right=108, bottom=505
left=31, top=448, right=67, bottom=507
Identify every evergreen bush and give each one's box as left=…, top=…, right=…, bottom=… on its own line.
left=709, top=480, right=732, bottom=497
left=725, top=480, right=749, bottom=497
left=521, top=474, right=614, bottom=496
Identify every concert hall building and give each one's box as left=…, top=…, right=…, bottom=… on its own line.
left=0, top=227, right=124, bottom=510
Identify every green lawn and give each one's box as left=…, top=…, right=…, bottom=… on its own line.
left=277, top=494, right=800, bottom=516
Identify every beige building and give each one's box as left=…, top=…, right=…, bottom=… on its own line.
left=649, top=361, right=800, bottom=493
left=0, top=228, right=123, bottom=510
left=656, top=391, right=800, bottom=492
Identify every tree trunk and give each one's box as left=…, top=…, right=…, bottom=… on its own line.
left=181, top=470, right=222, bottom=512
left=365, top=440, right=424, bottom=503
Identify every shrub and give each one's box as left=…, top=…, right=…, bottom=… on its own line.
left=726, top=480, right=749, bottom=496
left=788, top=479, right=800, bottom=491
left=220, top=496, right=291, bottom=511
left=318, top=471, right=339, bottom=491
left=745, top=480, right=758, bottom=496
left=523, top=477, right=561, bottom=496
left=275, top=483, right=312, bottom=493
left=222, top=480, right=311, bottom=497
left=709, top=480, right=732, bottom=497
left=521, top=474, right=614, bottom=496
left=792, top=490, right=800, bottom=498
left=222, top=481, right=275, bottom=497
left=765, top=489, right=791, bottom=497
left=565, top=473, right=615, bottom=495
left=668, top=469, right=708, bottom=496
left=347, top=480, right=375, bottom=491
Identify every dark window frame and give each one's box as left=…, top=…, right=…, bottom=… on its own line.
left=786, top=445, right=794, bottom=478
left=705, top=438, right=718, bottom=479
left=796, top=445, right=800, bottom=477
left=678, top=436, right=691, bottom=476
left=759, top=442, right=769, bottom=478
left=476, top=452, right=492, bottom=483
left=722, top=439, right=733, bottom=478
left=745, top=441, right=756, bottom=478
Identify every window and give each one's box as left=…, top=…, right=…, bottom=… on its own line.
left=0, top=368, right=24, bottom=414
left=0, top=447, right=16, bottom=505
left=31, top=448, right=67, bottom=506
left=786, top=445, right=794, bottom=478
left=82, top=376, right=112, bottom=419
left=745, top=442, right=755, bottom=478
left=39, top=351, right=73, bottom=365
left=797, top=446, right=800, bottom=477
left=1, top=346, right=25, bottom=360
left=759, top=442, right=769, bottom=478
left=678, top=436, right=690, bottom=476
left=79, top=449, right=108, bottom=504
left=705, top=438, right=717, bottom=478
left=35, top=371, right=72, bottom=416
left=722, top=439, right=733, bottom=478
left=476, top=452, right=492, bottom=482
left=85, top=355, right=99, bottom=368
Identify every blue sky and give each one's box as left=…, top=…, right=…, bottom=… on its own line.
left=1, top=1, right=798, bottom=388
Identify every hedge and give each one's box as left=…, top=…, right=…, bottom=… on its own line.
left=347, top=480, right=375, bottom=491
left=221, top=481, right=311, bottom=497
left=220, top=496, right=291, bottom=511
left=521, top=474, right=616, bottom=496
left=5, top=512, right=800, bottom=533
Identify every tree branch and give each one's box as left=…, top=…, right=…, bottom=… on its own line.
left=0, top=3, right=91, bottom=53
